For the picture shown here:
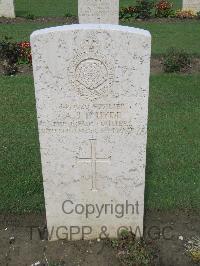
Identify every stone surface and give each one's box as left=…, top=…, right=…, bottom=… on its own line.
left=31, top=24, right=151, bottom=241
left=78, top=0, right=119, bottom=24
left=182, top=0, right=200, bottom=11
left=0, top=0, right=15, bottom=18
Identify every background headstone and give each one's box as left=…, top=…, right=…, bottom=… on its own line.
left=31, top=24, right=151, bottom=241
left=182, top=0, right=200, bottom=12
left=0, top=0, right=15, bottom=18
left=78, top=0, right=119, bottom=24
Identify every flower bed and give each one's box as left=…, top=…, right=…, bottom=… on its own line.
left=120, top=0, right=200, bottom=20
left=0, top=39, right=32, bottom=75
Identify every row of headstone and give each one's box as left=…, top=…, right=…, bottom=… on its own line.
left=1, top=0, right=200, bottom=19
left=0, top=0, right=15, bottom=18
left=182, top=0, right=200, bottom=11
left=31, top=0, right=151, bottom=241
left=78, top=0, right=200, bottom=22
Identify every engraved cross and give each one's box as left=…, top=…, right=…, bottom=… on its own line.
left=77, top=139, right=111, bottom=191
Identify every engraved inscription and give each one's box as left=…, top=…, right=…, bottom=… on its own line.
left=77, top=139, right=111, bottom=191
left=39, top=103, right=147, bottom=136
left=68, top=49, right=114, bottom=99
left=78, top=0, right=119, bottom=24
left=75, top=59, right=108, bottom=91
left=82, top=3, right=112, bottom=18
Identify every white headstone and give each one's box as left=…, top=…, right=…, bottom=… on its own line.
left=183, top=0, right=200, bottom=11
left=31, top=24, right=151, bottom=241
left=78, top=0, right=119, bottom=24
left=0, top=0, right=15, bottom=18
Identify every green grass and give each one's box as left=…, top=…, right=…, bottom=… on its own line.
left=15, top=0, right=182, bottom=17
left=124, top=21, right=200, bottom=56
left=146, top=74, right=200, bottom=209
left=1, top=21, right=200, bottom=56
left=0, top=74, right=199, bottom=213
left=0, top=76, right=44, bottom=213
left=0, top=23, right=61, bottom=42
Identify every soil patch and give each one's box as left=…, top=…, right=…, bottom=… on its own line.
left=122, top=17, right=200, bottom=24
left=150, top=57, right=200, bottom=74
left=0, top=16, right=199, bottom=25
left=0, top=16, right=78, bottom=25
left=0, top=210, right=199, bottom=266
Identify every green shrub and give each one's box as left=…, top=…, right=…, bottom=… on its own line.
left=0, top=38, right=20, bottom=75
left=64, top=11, right=73, bottom=17
left=163, top=47, right=192, bottom=73
left=134, top=0, right=155, bottom=19
left=196, top=11, right=200, bottom=19
left=25, top=13, right=35, bottom=20
left=0, top=39, right=20, bottom=64
left=120, top=6, right=136, bottom=20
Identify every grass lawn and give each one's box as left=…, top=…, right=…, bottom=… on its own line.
left=15, top=0, right=182, bottom=17
left=0, top=76, right=44, bottom=213
left=1, top=21, right=200, bottom=56
left=0, top=74, right=199, bottom=213
left=124, top=20, right=200, bottom=56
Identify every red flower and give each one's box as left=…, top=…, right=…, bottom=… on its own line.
left=17, top=41, right=32, bottom=65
